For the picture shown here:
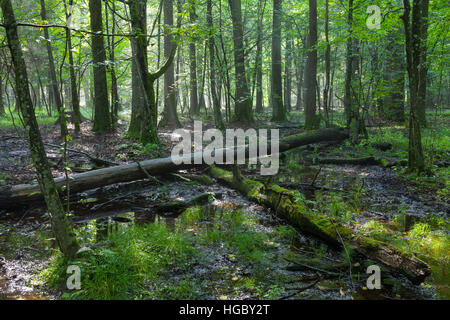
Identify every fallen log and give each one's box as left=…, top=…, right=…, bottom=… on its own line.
left=0, top=127, right=348, bottom=208
left=317, top=156, right=384, bottom=166
left=155, top=192, right=215, bottom=217
left=208, top=167, right=431, bottom=284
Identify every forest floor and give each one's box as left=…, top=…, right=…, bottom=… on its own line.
left=0, top=114, right=448, bottom=300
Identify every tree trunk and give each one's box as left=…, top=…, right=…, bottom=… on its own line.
left=40, top=0, right=67, bottom=138
left=228, top=0, right=253, bottom=123
left=402, top=0, right=428, bottom=172
left=89, top=0, right=111, bottom=132
left=160, top=0, right=181, bottom=128
left=271, top=0, right=286, bottom=122
left=382, top=29, right=405, bottom=123
left=188, top=0, right=199, bottom=117
left=65, top=0, right=81, bottom=133
left=323, top=0, right=331, bottom=127
left=207, top=0, right=225, bottom=130
left=304, top=0, right=318, bottom=129
left=1, top=0, right=79, bottom=259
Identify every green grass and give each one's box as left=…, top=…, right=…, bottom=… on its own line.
left=0, top=109, right=57, bottom=129
left=38, top=222, right=197, bottom=299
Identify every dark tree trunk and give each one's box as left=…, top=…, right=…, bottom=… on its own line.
left=188, top=0, right=199, bottom=117
left=383, top=29, right=405, bottom=123
left=1, top=0, right=79, bottom=259
left=89, top=0, right=111, bottom=132
left=402, top=0, right=428, bottom=172
left=271, top=0, right=286, bottom=122
left=228, top=0, right=253, bottom=123
left=304, top=0, right=318, bottom=129
left=323, top=0, right=331, bottom=127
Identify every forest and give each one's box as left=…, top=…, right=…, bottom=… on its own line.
left=0, top=0, right=448, bottom=302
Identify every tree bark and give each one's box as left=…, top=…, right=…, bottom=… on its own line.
left=65, top=0, right=81, bottom=133
left=228, top=0, right=253, bottom=123
left=207, top=0, right=225, bottom=130
left=304, top=0, right=318, bottom=129
left=271, top=0, right=286, bottom=122
left=160, top=0, right=181, bottom=128
left=40, top=0, right=68, bottom=138
left=89, top=0, right=111, bottom=132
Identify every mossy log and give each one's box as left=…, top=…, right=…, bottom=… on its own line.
left=0, top=128, right=348, bottom=208
left=208, top=167, right=431, bottom=284
left=155, top=192, right=214, bottom=217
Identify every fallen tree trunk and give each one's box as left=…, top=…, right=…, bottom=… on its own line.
left=155, top=192, right=214, bottom=217
left=208, top=167, right=431, bottom=284
left=0, top=127, right=348, bottom=208
left=317, top=156, right=384, bottom=166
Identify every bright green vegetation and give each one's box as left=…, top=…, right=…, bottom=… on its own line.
left=35, top=207, right=299, bottom=300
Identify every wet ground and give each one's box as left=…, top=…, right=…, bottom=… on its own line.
left=0, top=123, right=448, bottom=300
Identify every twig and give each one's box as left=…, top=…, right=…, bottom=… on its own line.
left=136, top=162, right=163, bottom=185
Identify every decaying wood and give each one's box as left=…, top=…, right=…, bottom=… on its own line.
left=155, top=192, right=215, bottom=217
left=317, top=156, right=383, bottom=166
left=0, top=128, right=348, bottom=208
left=208, top=167, right=431, bottom=284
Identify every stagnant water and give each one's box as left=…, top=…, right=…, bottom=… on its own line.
left=0, top=159, right=448, bottom=299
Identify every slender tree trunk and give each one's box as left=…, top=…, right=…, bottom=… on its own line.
left=254, top=0, right=265, bottom=113
left=207, top=0, right=225, bottom=130
left=188, top=0, right=199, bottom=117
left=323, top=0, right=331, bottom=127
left=1, top=0, right=79, bottom=259
left=89, top=0, right=111, bottom=132
left=40, top=0, right=67, bottom=137
left=284, top=34, right=292, bottom=113
left=105, top=0, right=120, bottom=128
left=304, top=0, right=318, bottom=129
left=228, top=0, right=253, bottom=123
left=271, top=0, right=286, bottom=122
left=65, top=0, right=81, bottom=133
left=160, top=0, right=181, bottom=127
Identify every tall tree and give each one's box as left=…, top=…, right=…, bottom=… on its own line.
left=188, top=0, right=199, bottom=117
left=271, top=0, right=286, bottom=122
left=89, top=0, right=111, bottom=132
left=304, top=0, right=317, bottom=129
left=228, top=0, right=253, bottom=123
left=402, top=0, right=429, bottom=172
left=323, top=0, right=331, bottom=127
left=40, top=0, right=68, bottom=138
left=64, top=0, right=81, bottom=133
left=160, top=0, right=181, bottom=127
left=127, top=0, right=147, bottom=139
left=254, top=0, right=266, bottom=113
left=383, top=30, right=405, bottom=123
left=207, top=0, right=225, bottom=130
left=344, top=0, right=365, bottom=143
left=1, top=0, right=79, bottom=258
